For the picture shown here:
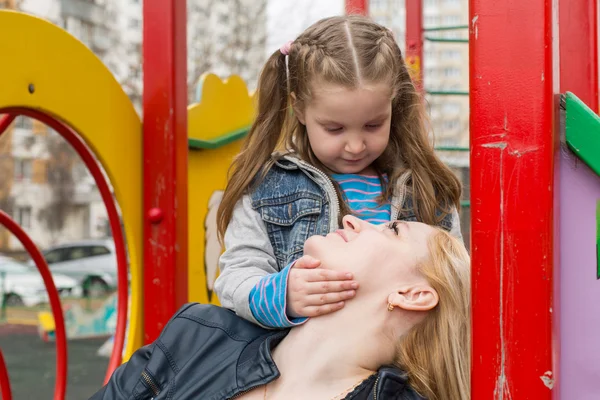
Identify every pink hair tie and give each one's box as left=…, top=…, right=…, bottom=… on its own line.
left=280, top=40, right=293, bottom=55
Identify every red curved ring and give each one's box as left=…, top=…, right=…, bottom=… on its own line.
left=0, top=349, right=13, bottom=400
left=0, top=109, right=129, bottom=384
left=0, top=115, right=15, bottom=134
left=0, top=211, right=67, bottom=400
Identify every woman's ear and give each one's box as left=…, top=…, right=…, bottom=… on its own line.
left=290, top=92, right=306, bottom=125
left=388, top=285, right=439, bottom=311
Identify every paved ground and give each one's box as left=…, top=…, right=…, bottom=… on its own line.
left=0, top=323, right=108, bottom=399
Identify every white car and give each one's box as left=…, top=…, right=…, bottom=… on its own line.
left=0, top=256, right=80, bottom=307
left=33, top=239, right=119, bottom=297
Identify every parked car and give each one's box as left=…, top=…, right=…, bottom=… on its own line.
left=30, top=239, right=119, bottom=298
left=0, top=255, right=80, bottom=307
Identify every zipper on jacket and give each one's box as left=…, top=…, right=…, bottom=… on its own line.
left=371, top=376, right=380, bottom=400
left=292, top=158, right=341, bottom=232
left=229, top=384, right=265, bottom=399
left=390, top=171, right=411, bottom=222
left=141, top=370, right=161, bottom=398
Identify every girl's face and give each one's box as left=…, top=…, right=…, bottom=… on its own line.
left=295, top=81, right=392, bottom=175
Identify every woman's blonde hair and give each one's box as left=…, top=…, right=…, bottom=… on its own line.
left=396, top=230, right=471, bottom=400
left=217, top=15, right=461, bottom=240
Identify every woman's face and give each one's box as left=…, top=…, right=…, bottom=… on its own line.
left=303, top=216, right=435, bottom=286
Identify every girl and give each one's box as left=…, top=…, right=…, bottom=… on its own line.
left=214, top=15, right=463, bottom=329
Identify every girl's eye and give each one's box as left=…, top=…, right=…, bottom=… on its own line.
left=326, top=127, right=343, bottom=132
left=389, top=221, right=399, bottom=235
left=365, top=124, right=382, bottom=130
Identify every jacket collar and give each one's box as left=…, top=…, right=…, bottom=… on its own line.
left=235, top=330, right=420, bottom=399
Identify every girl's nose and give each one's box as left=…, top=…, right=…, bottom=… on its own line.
left=344, top=138, right=366, bottom=155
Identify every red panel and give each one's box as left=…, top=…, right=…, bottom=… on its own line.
left=143, top=0, right=188, bottom=343
left=559, top=0, right=599, bottom=112
left=0, top=211, right=67, bottom=400
left=345, top=0, right=368, bottom=15
left=0, top=107, right=130, bottom=384
left=469, top=0, right=556, bottom=399
left=0, top=349, right=12, bottom=400
left=405, top=0, right=423, bottom=91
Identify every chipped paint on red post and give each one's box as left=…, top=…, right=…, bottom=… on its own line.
left=143, top=0, right=189, bottom=344
left=469, top=0, right=556, bottom=398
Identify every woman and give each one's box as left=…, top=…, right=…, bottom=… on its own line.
left=90, top=215, right=470, bottom=400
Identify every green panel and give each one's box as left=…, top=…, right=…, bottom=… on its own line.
left=188, top=126, right=250, bottom=150
left=423, top=25, right=469, bottom=32
left=424, top=37, right=468, bottom=43
left=427, top=90, right=469, bottom=96
left=565, top=92, right=600, bottom=176
left=434, top=146, right=469, bottom=152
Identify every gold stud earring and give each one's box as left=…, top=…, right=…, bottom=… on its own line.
left=387, top=302, right=394, bottom=312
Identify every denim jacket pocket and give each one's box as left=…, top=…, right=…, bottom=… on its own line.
left=256, top=196, right=322, bottom=268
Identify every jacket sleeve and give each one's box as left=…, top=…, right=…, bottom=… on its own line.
left=249, top=263, right=308, bottom=328
left=214, top=195, right=280, bottom=327
left=88, top=344, right=154, bottom=400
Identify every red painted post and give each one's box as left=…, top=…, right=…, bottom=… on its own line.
left=559, top=0, right=599, bottom=112
left=143, top=0, right=188, bottom=344
left=345, top=0, right=368, bottom=15
left=470, top=0, right=556, bottom=398
left=405, top=0, right=423, bottom=91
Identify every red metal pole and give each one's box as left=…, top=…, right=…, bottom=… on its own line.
left=0, top=349, right=12, bottom=400
left=559, top=0, right=598, bottom=112
left=345, top=0, right=368, bottom=16
left=0, top=211, right=68, bottom=400
left=470, top=0, right=556, bottom=398
left=143, top=0, right=188, bottom=343
left=405, top=0, right=423, bottom=91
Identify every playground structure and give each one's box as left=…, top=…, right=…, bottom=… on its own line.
left=0, top=0, right=598, bottom=399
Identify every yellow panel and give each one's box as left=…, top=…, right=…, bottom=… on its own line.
left=188, top=73, right=256, bottom=141
left=0, top=11, right=143, bottom=360
left=187, top=74, right=256, bottom=304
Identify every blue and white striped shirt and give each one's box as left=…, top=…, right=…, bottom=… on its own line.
left=248, top=173, right=389, bottom=328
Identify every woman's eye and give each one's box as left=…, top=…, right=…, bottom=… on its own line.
left=389, top=221, right=399, bottom=235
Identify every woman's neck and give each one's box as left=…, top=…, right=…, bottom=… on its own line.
left=271, top=301, right=395, bottom=386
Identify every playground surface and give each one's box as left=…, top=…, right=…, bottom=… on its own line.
left=0, top=322, right=109, bottom=399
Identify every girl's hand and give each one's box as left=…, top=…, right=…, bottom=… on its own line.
left=286, top=255, right=358, bottom=318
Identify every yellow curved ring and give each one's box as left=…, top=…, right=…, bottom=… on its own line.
left=0, top=10, right=143, bottom=359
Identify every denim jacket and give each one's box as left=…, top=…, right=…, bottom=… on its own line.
left=214, top=154, right=462, bottom=327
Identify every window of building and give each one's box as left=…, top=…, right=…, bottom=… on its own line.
left=443, top=67, right=461, bottom=77
left=443, top=15, right=461, bottom=25
left=443, top=119, right=460, bottom=130
left=14, top=158, right=32, bottom=182
left=16, top=206, right=32, bottom=229
left=218, top=13, right=229, bottom=24
left=443, top=103, right=461, bottom=114
left=15, top=116, right=32, bottom=130
left=442, top=49, right=461, bottom=60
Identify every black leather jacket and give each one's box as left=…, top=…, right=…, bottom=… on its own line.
left=90, top=304, right=425, bottom=400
